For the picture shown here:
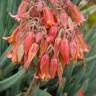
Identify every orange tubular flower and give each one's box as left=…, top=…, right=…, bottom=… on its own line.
left=50, top=58, right=58, bottom=78
left=76, top=30, right=90, bottom=53
left=46, top=25, right=58, bottom=43
left=3, top=26, right=20, bottom=44
left=7, top=44, right=18, bottom=64
left=40, top=39, right=48, bottom=57
left=43, top=6, right=56, bottom=27
left=69, top=5, right=85, bottom=26
left=75, top=37, right=84, bottom=60
left=24, top=32, right=35, bottom=55
left=64, top=0, right=85, bottom=25
left=70, top=40, right=78, bottom=61
left=35, top=32, right=43, bottom=43
left=12, top=47, right=18, bottom=63
left=24, top=43, right=39, bottom=69
left=54, top=37, right=61, bottom=57
left=60, top=38, right=70, bottom=64
left=39, top=54, right=50, bottom=80
left=10, top=0, right=29, bottom=21
left=60, top=10, right=68, bottom=29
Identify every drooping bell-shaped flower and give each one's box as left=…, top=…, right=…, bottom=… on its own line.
left=10, top=0, right=29, bottom=21
left=59, top=10, right=68, bottom=29
left=70, top=40, right=78, bottom=61
left=24, top=32, right=35, bottom=55
left=35, top=32, right=43, bottom=43
left=43, top=5, right=56, bottom=27
left=75, top=37, right=84, bottom=60
left=46, top=25, right=58, bottom=43
left=64, top=0, right=85, bottom=25
left=39, top=53, right=50, bottom=80
left=54, top=37, right=61, bottom=57
left=7, top=44, right=18, bottom=64
left=76, top=30, right=90, bottom=53
left=50, top=58, right=58, bottom=78
left=24, top=43, right=39, bottom=69
left=60, top=37, right=70, bottom=64
left=3, top=26, right=20, bottom=44
left=40, top=39, right=48, bottom=57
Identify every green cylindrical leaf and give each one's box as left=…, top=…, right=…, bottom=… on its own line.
left=0, top=67, right=26, bottom=92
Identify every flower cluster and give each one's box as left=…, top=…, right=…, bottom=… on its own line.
left=4, top=0, right=89, bottom=82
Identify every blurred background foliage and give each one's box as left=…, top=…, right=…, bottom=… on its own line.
left=0, top=0, right=96, bottom=96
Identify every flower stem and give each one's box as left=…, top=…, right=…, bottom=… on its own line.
left=24, top=78, right=37, bottom=96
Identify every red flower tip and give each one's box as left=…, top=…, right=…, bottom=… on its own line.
left=78, top=88, right=84, bottom=96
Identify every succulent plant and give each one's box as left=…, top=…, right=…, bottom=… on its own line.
left=0, top=0, right=96, bottom=96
